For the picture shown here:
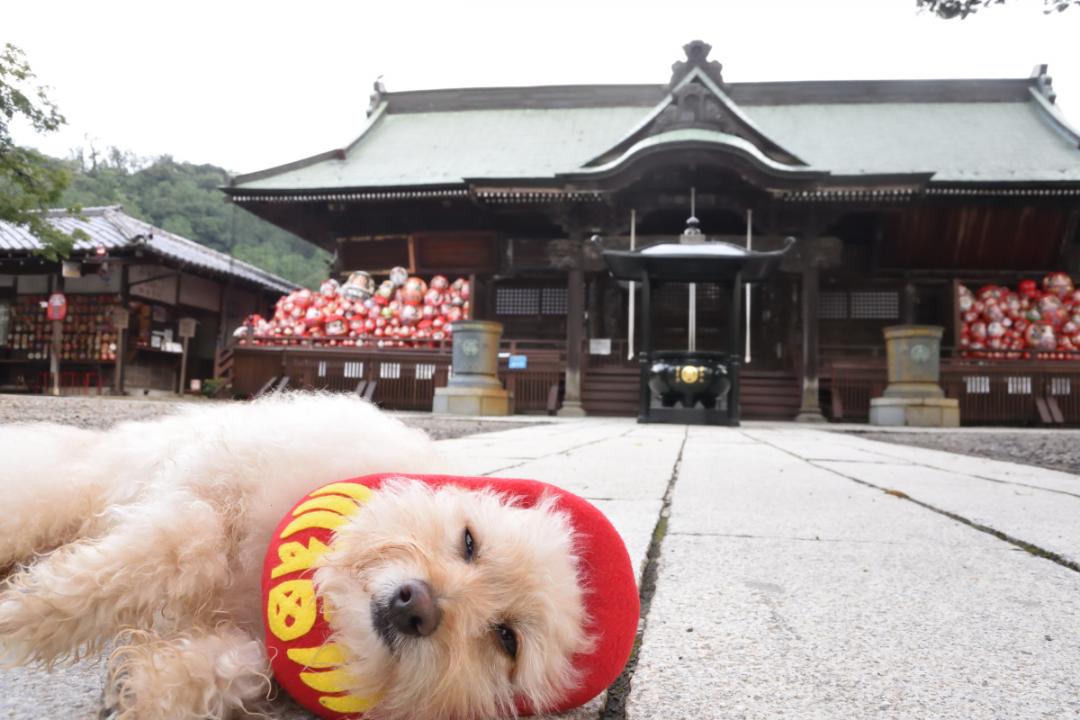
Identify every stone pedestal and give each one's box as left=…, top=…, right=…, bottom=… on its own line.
left=869, top=397, right=959, bottom=427
left=433, top=320, right=511, bottom=416
left=869, top=325, right=959, bottom=427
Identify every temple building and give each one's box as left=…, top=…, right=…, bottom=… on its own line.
left=0, top=206, right=295, bottom=395
left=225, top=41, right=1080, bottom=423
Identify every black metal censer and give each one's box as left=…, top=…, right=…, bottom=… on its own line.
left=602, top=218, right=794, bottom=426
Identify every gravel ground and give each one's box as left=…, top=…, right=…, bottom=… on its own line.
left=0, top=394, right=539, bottom=439
left=850, top=429, right=1080, bottom=476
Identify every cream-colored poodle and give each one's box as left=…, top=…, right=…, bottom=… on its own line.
left=0, top=394, right=589, bottom=720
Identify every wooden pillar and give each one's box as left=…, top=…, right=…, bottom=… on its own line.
left=49, top=273, right=62, bottom=396
left=729, top=271, right=743, bottom=425
left=217, top=279, right=231, bottom=348
left=49, top=319, right=62, bottom=396
left=796, top=236, right=826, bottom=423
left=587, top=274, right=601, bottom=338
left=558, top=265, right=587, bottom=417
left=179, top=337, right=190, bottom=395
left=117, top=263, right=129, bottom=395
left=639, top=271, right=652, bottom=420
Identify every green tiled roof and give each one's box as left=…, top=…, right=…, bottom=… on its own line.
left=231, top=79, right=1080, bottom=192
left=236, top=106, right=650, bottom=190
left=746, top=100, right=1080, bottom=182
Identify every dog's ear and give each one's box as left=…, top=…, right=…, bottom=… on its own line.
left=517, top=480, right=638, bottom=714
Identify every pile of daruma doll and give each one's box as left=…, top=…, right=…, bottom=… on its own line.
left=236, top=266, right=470, bottom=347
left=958, top=272, right=1080, bottom=359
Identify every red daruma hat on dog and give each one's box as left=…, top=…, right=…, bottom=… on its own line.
left=262, top=473, right=639, bottom=719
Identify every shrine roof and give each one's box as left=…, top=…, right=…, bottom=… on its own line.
left=228, top=72, right=1080, bottom=194
left=0, top=206, right=297, bottom=293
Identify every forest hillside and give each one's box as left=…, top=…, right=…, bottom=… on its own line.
left=59, top=148, right=329, bottom=288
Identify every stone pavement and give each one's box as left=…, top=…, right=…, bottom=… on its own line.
left=3, top=418, right=1080, bottom=719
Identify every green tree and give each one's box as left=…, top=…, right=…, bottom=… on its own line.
left=917, top=0, right=1077, bottom=18
left=60, top=152, right=330, bottom=288
left=0, top=43, right=83, bottom=259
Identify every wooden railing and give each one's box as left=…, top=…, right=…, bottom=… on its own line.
left=213, top=346, right=234, bottom=381
left=830, top=355, right=1080, bottom=425
left=498, top=340, right=564, bottom=413
left=230, top=339, right=566, bottom=413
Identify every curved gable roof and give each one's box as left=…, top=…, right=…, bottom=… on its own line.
left=229, top=66, right=1080, bottom=194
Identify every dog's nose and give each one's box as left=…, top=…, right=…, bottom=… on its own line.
left=388, top=580, right=442, bottom=637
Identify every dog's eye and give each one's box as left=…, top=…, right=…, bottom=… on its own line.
left=463, top=527, right=475, bottom=562
left=495, top=623, right=517, bottom=659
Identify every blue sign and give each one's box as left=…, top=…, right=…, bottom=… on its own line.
left=508, top=354, right=528, bottom=370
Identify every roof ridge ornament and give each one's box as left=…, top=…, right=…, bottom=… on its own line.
left=1031, top=64, right=1056, bottom=104
left=367, top=75, right=387, bottom=117
left=669, top=40, right=724, bottom=89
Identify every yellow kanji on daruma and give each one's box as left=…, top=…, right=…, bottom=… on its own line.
left=287, top=643, right=348, bottom=668
left=266, top=481, right=378, bottom=715
left=279, top=510, right=349, bottom=539
left=271, top=538, right=331, bottom=579
left=292, top=495, right=362, bottom=518
left=267, top=579, right=318, bottom=641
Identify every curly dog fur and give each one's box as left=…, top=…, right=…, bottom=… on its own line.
left=0, top=394, right=590, bottom=719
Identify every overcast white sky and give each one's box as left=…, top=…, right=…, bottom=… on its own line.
left=7, top=0, right=1080, bottom=175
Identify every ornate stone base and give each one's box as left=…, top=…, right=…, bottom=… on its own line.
left=557, top=400, right=586, bottom=418
left=795, top=408, right=828, bottom=423
left=869, top=397, right=960, bottom=427
left=433, top=386, right=511, bottom=416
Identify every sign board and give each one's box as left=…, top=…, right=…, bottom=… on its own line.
left=46, top=293, right=67, bottom=321
left=16, top=274, right=48, bottom=294
left=65, top=272, right=121, bottom=293
left=178, top=317, right=198, bottom=339
left=111, top=306, right=130, bottom=330
left=508, top=354, right=528, bottom=370
left=589, top=338, right=613, bottom=355
left=61, top=261, right=82, bottom=278
left=179, top=273, right=221, bottom=312
left=129, top=265, right=178, bottom=305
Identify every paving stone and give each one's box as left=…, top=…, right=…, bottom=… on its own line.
left=817, top=459, right=1080, bottom=566
left=629, top=532, right=1080, bottom=720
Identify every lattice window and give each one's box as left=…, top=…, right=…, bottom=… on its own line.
left=1050, top=377, right=1071, bottom=396
left=697, top=283, right=722, bottom=301
left=964, top=376, right=990, bottom=394
left=416, top=363, right=436, bottom=381
left=850, top=291, right=899, bottom=320
left=379, top=362, right=401, bottom=379
left=344, top=361, right=364, bottom=379
left=317, top=361, right=327, bottom=378
left=1007, top=376, right=1032, bottom=395
left=820, top=291, right=848, bottom=320
left=496, top=288, right=540, bottom=315
left=540, top=288, right=567, bottom=315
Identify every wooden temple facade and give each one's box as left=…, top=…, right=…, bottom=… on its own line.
left=0, top=206, right=295, bottom=395
left=226, top=41, right=1080, bottom=422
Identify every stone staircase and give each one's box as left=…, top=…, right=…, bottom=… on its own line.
left=582, top=365, right=801, bottom=420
